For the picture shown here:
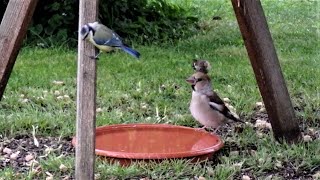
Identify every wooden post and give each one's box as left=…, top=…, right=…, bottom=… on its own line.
left=76, top=0, right=99, bottom=179
left=231, top=0, right=301, bottom=143
left=0, top=0, right=38, bottom=100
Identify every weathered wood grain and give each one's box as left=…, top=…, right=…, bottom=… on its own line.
left=231, top=0, right=301, bottom=143
left=0, top=0, right=38, bottom=100
left=76, top=0, right=99, bottom=179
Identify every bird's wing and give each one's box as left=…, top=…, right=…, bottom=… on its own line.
left=93, top=25, right=122, bottom=47
left=207, top=92, right=225, bottom=112
left=208, top=92, right=244, bottom=123
left=105, top=33, right=123, bottom=47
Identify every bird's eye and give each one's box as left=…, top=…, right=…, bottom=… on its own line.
left=80, top=27, right=87, bottom=35
left=196, top=78, right=203, bottom=82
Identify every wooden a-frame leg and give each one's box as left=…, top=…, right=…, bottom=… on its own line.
left=0, top=0, right=38, bottom=100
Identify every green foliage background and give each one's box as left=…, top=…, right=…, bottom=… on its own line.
left=0, top=0, right=199, bottom=47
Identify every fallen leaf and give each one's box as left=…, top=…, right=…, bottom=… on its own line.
left=230, top=151, right=239, bottom=156
left=303, top=135, right=312, bottom=142
left=223, top=97, right=231, bottom=103
left=62, top=176, right=70, bottom=180
left=57, top=96, right=64, bottom=100
left=206, top=166, right=214, bottom=176
left=54, top=90, right=60, bottom=95
left=141, top=103, right=148, bottom=109
left=10, top=151, right=20, bottom=160
left=312, top=171, right=320, bottom=179
left=45, top=171, right=53, bottom=177
left=307, top=128, right=315, bottom=135
left=258, top=107, right=266, bottom=112
left=245, top=122, right=254, bottom=127
left=44, top=146, right=54, bottom=154
left=265, top=175, right=273, bottom=180
left=250, top=150, right=257, bottom=156
left=233, top=162, right=243, bottom=169
left=21, top=98, right=29, bottom=103
left=139, top=178, right=150, bottom=180
left=242, top=175, right=251, bottom=180
left=59, top=164, right=68, bottom=172
left=31, top=165, right=42, bottom=174
left=25, top=154, right=34, bottom=162
left=258, top=158, right=264, bottom=164
left=255, top=101, right=264, bottom=107
left=275, top=160, right=282, bottom=168
left=36, top=96, right=44, bottom=100
left=3, top=147, right=12, bottom=154
left=96, top=108, right=103, bottom=113
left=95, top=173, right=101, bottom=179
left=256, top=132, right=264, bottom=138
left=26, top=159, right=39, bottom=167
left=52, top=80, right=65, bottom=85
left=255, top=119, right=272, bottom=130
left=46, top=176, right=53, bottom=180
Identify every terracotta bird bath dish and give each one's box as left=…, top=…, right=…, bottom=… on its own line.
left=72, top=123, right=223, bottom=166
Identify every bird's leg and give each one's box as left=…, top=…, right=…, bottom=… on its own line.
left=195, top=126, right=208, bottom=131
left=84, top=54, right=99, bottom=60
left=211, top=126, right=221, bottom=135
left=84, top=51, right=101, bottom=60
left=93, top=51, right=101, bottom=60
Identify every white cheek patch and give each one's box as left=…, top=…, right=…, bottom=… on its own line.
left=208, top=102, right=224, bottom=112
left=88, top=32, right=94, bottom=42
left=193, top=63, right=197, bottom=68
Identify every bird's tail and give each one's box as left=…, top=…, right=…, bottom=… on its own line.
left=121, top=45, right=140, bottom=59
left=225, top=111, right=245, bottom=123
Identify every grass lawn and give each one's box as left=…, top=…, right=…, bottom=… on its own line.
left=0, top=0, right=319, bottom=179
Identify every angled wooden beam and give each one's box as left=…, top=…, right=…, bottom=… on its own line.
left=75, top=0, right=99, bottom=179
left=0, top=0, right=38, bottom=100
left=231, top=0, right=301, bottom=143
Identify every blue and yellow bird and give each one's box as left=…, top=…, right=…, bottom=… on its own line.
left=80, top=22, right=140, bottom=59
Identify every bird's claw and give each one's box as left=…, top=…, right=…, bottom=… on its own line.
left=211, top=126, right=221, bottom=135
left=195, top=126, right=207, bottom=132
left=90, top=55, right=99, bottom=60
left=84, top=54, right=99, bottom=60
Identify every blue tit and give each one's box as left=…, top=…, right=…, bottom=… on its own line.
left=80, top=22, right=140, bottom=59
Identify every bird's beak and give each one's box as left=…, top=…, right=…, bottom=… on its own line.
left=186, top=77, right=196, bottom=85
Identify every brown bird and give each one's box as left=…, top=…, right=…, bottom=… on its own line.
left=192, top=59, right=211, bottom=74
left=186, top=72, right=243, bottom=132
